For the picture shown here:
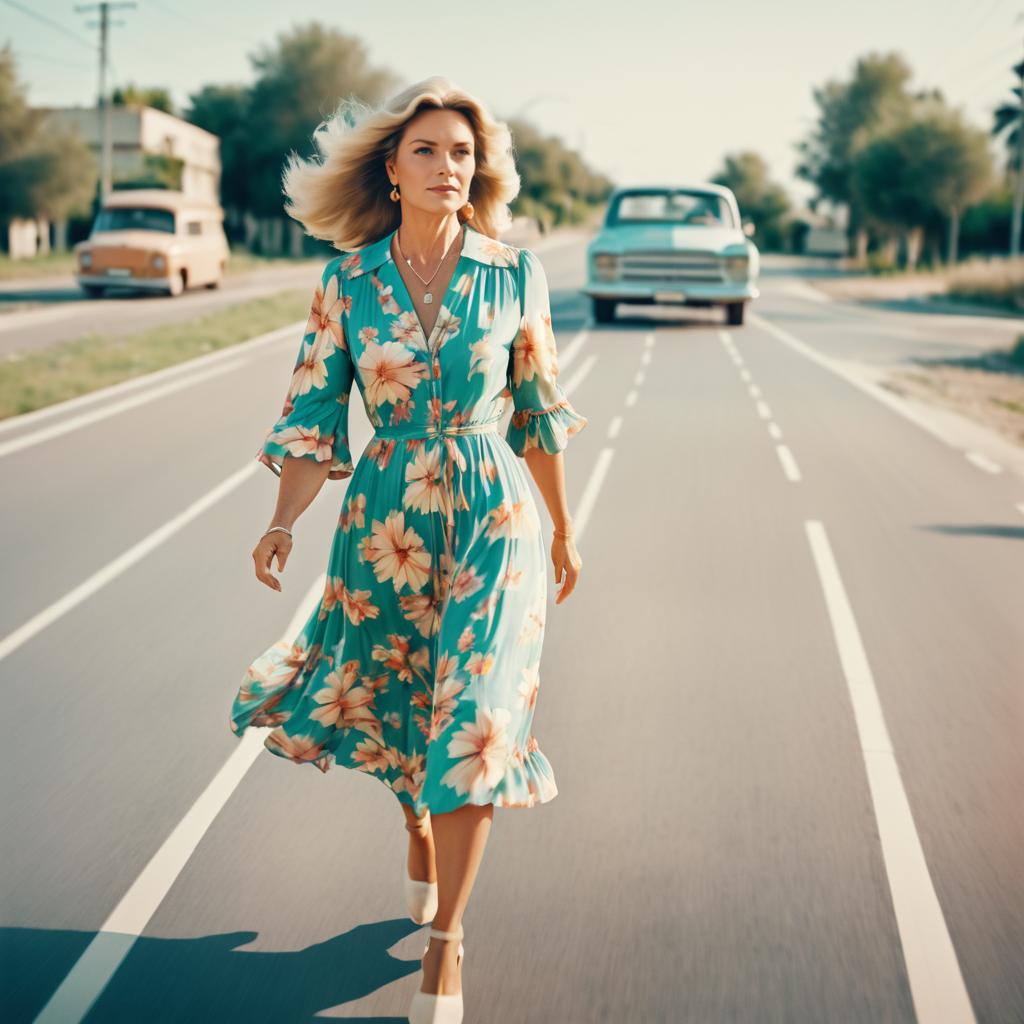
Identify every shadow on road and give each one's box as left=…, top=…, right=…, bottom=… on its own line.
left=2, top=918, right=423, bottom=1023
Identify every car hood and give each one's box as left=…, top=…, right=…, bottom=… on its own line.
left=590, top=223, right=750, bottom=253
left=76, top=230, right=179, bottom=254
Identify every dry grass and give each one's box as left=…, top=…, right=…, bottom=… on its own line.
left=884, top=347, right=1024, bottom=447
left=945, top=256, right=1024, bottom=313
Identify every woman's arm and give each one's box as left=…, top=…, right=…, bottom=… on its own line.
left=523, top=448, right=582, bottom=605
left=253, top=456, right=332, bottom=591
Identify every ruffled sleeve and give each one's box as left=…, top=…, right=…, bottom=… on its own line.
left=255, top=257, right=356, bottom=480
left=504, top=247, right=588, bottom=456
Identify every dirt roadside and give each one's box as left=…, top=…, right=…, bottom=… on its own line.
left=809, top=273, right=1024, bottom=451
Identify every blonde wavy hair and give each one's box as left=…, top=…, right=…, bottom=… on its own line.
left=281, top=76, right=521, bottom=251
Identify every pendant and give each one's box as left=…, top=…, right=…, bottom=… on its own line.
left=423, top=292, right=433, bottom=304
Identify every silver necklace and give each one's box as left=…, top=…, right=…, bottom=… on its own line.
left=395, top=225, right=462, bottom=304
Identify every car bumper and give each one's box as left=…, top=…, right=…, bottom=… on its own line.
left=76, top=274, right=173, bottom=291
left=583, top=280, right=759, bottom=302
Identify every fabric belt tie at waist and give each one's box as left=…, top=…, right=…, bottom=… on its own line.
left=371, top=420, right=502, bottom=605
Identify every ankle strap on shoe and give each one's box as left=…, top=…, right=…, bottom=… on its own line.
left=428, top=925, right=463, bottom=941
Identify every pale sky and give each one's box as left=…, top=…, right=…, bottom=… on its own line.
left=4, top=0, right=1020, bottom=209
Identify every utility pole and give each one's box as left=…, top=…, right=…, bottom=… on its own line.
left=1012, top=53, right=1024, bottom=259
left=75, top=1, right=136, bottom=202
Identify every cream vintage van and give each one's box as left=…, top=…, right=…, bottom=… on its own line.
left=74, top=189, right=229, bottom=298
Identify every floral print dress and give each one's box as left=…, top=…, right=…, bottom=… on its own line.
left=229, top=223, right=588, bottom=816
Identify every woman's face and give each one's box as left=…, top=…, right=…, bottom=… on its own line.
left=387, top=108, right=476, bottom=218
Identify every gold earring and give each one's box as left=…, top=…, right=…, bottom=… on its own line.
left=461, top=200, right=474, bottom=221
left=389, top=183, right=400, bottom=202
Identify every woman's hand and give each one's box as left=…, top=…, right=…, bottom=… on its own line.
left=253, top=529, right=292, bottom=592
left=551, top=533, right=582, bottom=605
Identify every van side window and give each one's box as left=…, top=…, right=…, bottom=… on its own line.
left=186, top=221, right=202, bottom=236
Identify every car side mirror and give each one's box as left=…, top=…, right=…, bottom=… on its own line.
left=743, top=221, right=755, bottom=237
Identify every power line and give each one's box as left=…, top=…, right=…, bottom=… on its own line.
left=10, top=48, right=95, bottom=72
left=1, top=0, right=95, bottom=50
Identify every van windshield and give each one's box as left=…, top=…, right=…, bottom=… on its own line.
left=93, top=208, right=176, bottom=234
left=608, top=191, right=735, bottom=228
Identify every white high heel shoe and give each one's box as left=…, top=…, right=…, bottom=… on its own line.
left=404, top=816, right=438, bottom=925
left=408, top=924, right=465, bottom=1024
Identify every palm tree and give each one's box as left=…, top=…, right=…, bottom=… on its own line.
left=992, top=57, right=1024, bottom=256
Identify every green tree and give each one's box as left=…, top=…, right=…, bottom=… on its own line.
left=711, top=151, right=791, bottom=250
left=244, top=22, right=400, bottom=217
left=991, top=58, right=1024, bottom=257
left=506, top=117, right=613, bottom=230
left=851, top=98, right=994, bottom=268
left=0, top=46, right=94, bottom=228
left=795, top=52, right=915, bottom=258
left=111, top=84, right=175, bottom=114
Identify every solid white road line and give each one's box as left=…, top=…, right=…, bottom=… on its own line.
left=557, top=328, right=590, bottom=367
left=776, top=444, right=801, bottom=482
left=564, top=354, right=598, bottom=396
left=566, top=447, right=613, bottom=541
left=804, top=519, right=977, bottom=1024
left=748, top=310, right=1024, bottom=479
left=0, top=321, right=300, bottom=436
left=31, top=574, right=327, bottom=1024
left=0, top=359, right=243, bottom=458
left=782, top=280, right=831, bottom=303
left=0, top=462, right=259, bottom=665
left=964, top=452, right=1002, bottom=475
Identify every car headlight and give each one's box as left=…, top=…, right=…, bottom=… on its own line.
left=80, top=252, right=92, bottom=268
left=721, top=251, right=749, bottom=281
left=592, top=253, right=618, bottom=280
left=152, top=254, right=166, bottom=270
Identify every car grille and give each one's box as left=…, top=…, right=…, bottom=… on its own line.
left=86, top=247, right=159, bottom=275
left=620, top=250, right=724, bottom=283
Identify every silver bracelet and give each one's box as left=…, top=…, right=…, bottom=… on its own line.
left=263, top=526, right=293, bottom=539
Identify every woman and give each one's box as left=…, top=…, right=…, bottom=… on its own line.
left=228, top=76, right=587, bottom=1024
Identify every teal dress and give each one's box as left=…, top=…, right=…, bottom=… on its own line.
left=229, top=224, right=588, bottom=816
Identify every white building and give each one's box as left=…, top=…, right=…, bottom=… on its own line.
left=44, top=103, right=221, bottom=203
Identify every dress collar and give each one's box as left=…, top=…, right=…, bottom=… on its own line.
left=340, top=223, right=519, bottom=280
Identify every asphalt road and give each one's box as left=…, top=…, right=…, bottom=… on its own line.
left=1, top=240, right=1022, bottom=1023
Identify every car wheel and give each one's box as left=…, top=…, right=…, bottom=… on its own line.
left=168, top=271, right=186, bottom=297
left=81, top=284, right=105, bottom=299
left=725, top=301, right=745, bottom=325
left=593, top=298, right=617, bottom=324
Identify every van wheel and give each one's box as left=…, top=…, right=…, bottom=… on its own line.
left=168, top=271, right=186, bottom=297
left=593, top=298, right=617, bottom=324
left=205, top=277, right=221, bottom=290
left=725, top=302, right=745, bottom=325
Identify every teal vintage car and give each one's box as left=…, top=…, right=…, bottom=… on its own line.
left=584, top=184, right=760, bottom=325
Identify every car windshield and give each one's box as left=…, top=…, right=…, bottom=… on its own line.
left=608, top=191, right=735, bottom=228
left=92, top=207, right=176, bottom=234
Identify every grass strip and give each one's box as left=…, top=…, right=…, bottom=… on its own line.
left=0, top=287, right=308, bottom=419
